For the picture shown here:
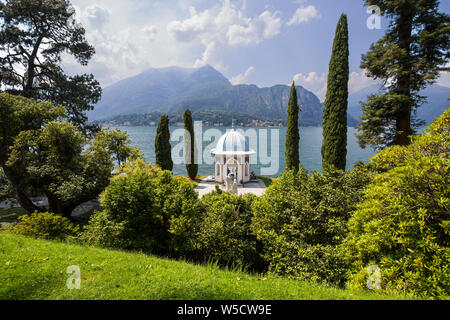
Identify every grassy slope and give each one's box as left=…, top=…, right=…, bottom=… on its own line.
left=0, top=232, right=406, bottom=300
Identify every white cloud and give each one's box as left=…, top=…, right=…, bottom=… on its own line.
left=167, top=6, right=216, bottom=43
left=168, top=1, right=280, bottom=46
left=293, top=71, right=326, bottom=87
left=293, top=71, right=327, bottom=101
left=292, top=70, right=380, bottom=102
left=194, top=42, right=224, bottom=69
left=230, top=66, right=255, bottom=85
left=81, top=5, right=110, bottom=30
left=65, top=4, right=157, bottom=86
left=142, top=25, right=158, bottom=41
left=287, top=5, right=319, bottom=26
left=227, top=11, right=281, bottom=45
left=436, top=63, right=450, bottom=87
left=167, top=0, right=281, bottom=70
left=437, top=72, right=450, bottom=87
left=348, top=70, right=379, bottom=94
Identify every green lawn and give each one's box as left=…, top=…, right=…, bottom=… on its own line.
left=257, top=176, right=276, bottom=188
left=0, top=232, right=408, bottom=300
left=175, top=175, right=211, bottom=188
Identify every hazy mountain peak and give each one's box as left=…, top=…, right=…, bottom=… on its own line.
left=88, top=65, right=325, bottom=125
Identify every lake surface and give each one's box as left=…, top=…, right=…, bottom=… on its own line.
left=114, top=126, right=377, bottom=177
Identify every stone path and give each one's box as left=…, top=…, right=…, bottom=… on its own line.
left=195, top=179, right=267, bottom=198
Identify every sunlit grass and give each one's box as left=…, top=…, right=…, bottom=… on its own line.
left=0, top=232, right=408, bottom=300
left=257, top=176, right=277, bottom=188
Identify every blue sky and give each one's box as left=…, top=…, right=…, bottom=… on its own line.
left=65, top=0, right=450, bottom=101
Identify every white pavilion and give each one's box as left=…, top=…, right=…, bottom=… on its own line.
left=211, top=129, right=256, bottom=185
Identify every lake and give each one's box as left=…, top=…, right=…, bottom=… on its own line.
left=114, top=126, right=377, bottom=178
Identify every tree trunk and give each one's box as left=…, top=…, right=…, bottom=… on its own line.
left=1, top=164, right=43, bottom=213
left=396, top=107, right=412, bottom=146
left=0, top=140, right=42, bottom=213
left=47, top=193, right=77, bottom=220
left=395, top=5, right=414, bottom=146
left=23, top=35, right=44, bottom=98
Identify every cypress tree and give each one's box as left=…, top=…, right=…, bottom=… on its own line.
left=322, top=13, right=349, bottom=171
left=285, top=82, right=300, bottom=172
left=183, top=109, right=198, bottom=180
left=155, top=115, right=173, bottom=171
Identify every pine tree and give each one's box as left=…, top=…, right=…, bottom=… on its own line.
left=184, top=109, right=198, bottom=180
left=155, top=115, right=173, bottom=172
left=0, top=0, right=101, bottom=134
left=322, top=14, right=349, bottom=171
left=358, top=0, right=449, bottom=150
left=285, top=82, right=300, bottom=172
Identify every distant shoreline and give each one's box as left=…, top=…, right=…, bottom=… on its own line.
left=96, top=124, right=332, bottom=129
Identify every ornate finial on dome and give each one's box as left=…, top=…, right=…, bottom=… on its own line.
left=232, top=118, right=235, bottom=130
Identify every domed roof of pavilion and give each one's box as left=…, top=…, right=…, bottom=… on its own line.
left=212, top=129, right=256, bottom=156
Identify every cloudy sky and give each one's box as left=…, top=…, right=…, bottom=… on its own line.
left=64, top=0, right=450, bottom=101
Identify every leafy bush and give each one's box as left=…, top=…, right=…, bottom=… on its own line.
left=342, top=109, right=450, bottom=298
left=81, top=159, right=199, bottom=255
left=251, top=165, right=373, bottom=286
left=10, top=212, right=79, bottom=241
left=194, top=190, right=264, bottom=270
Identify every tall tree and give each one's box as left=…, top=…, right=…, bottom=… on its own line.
left=285, top=82, right=300, bottom=172
left=357, top=0, right=450, bottom=149
left=322, top=14, right=349, bottom=171
left=0, top=0, right=101, bottom=133
left=0, top=93, right=140, bottom=217
left=183, top=109, right=198, bottom=180
left=155, top=115, right=173, bottom=172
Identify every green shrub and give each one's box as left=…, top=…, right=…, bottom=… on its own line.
left=10, top=212, right=79, bottom=240
left=251, top=165, right=373, bottom=286
left=342, top=109, right=450, bottom=298
left=81, top=159, right=199, bottom=255
left=194, top=191, right=264, bottom=270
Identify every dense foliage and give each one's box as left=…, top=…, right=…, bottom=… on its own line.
left=81, top=159, right=199, bottom=255
left=10, top=212, right=79, bottom=241
left=343, top=108, right=450, bottom=298
left=322, top=14, right=349, bottom=171
left=251, top=165, right=374, bottom=286
left=184, top=109, right=198, bottom=180
left=0, top=0, right=101, bottom=134
left=285, top=82, right=300, bottom=172
left=194, top=191, right=264, bottom=270
left=71, top=109, right=450, bottom=299
left=357, top=0, right=450, bottom=149
left=155, top=115, right=173, bottom=172
left=0, top=168, right=14, bottom=202
left=0, top=93, right=140, bottom=217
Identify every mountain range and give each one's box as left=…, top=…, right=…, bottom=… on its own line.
left=349, top=84, right=449, bottom=126
left=89, top=65, right=448, bottom=126
left=88, top=65, right=329, bottom=126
